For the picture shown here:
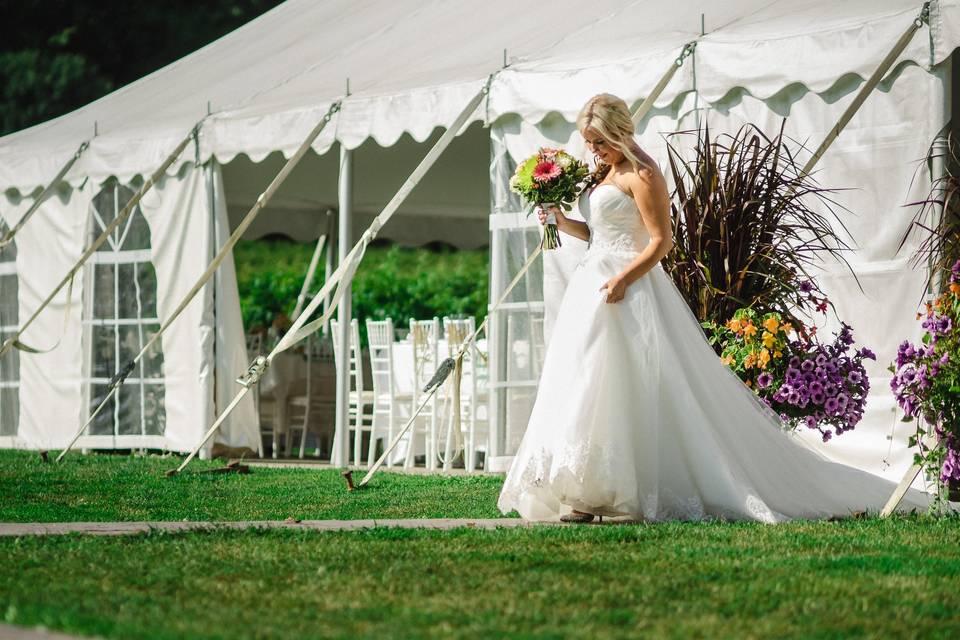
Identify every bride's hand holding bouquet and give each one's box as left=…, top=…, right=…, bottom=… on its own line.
left=510, top=147, right=590, bottom=249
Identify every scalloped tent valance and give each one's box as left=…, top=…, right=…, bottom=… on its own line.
left=0, top=0, right=957, bottom=193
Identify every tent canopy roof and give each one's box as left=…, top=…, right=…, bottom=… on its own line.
left=0, top=0, right=955, bottom=193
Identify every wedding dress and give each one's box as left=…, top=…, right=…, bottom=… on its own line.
left=497, top=183, right=934, bottom=522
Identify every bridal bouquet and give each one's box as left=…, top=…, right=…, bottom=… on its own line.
left=509, top=147, right=590, bottom=249
left=890, top=259, right=960, bottom=505
left=706, top=305, right=874, bottom=442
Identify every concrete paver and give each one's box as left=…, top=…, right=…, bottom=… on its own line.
left=0, top=518, right=536, bottom=537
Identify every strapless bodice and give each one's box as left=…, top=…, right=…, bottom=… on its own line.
left=579, top=184, right=650, bottom=258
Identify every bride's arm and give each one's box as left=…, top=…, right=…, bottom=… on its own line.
left=539, top=205, right=590, bottom=242
left=600, top=171, right=672, bottom=303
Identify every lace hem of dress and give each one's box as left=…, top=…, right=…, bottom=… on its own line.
left=499, top=441, right=785, bottom=523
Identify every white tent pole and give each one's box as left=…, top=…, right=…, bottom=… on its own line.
left=0, top=124, right=200, bottom=360
left=0, top=140, right=90, bottom=250
left=322, top=209, right=336, bottom=335
left=292, top=213, right=331, bottom=321
left=332, top=143, right=353, bottom=466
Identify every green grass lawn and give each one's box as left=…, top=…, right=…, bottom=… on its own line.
left=0, top=450, right=506, bottom=522
left=3, top=521, right=960, bottom=639
left=4, top=450, right=960, bottom=638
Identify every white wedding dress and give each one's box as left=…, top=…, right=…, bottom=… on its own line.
left=497, top=183, right=934, bottom=522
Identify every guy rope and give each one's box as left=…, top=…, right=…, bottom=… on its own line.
left=0, top=125, right=201, bottom=360
left=56, top=100, right=343, bottom=462
left=0, top=140, right=90, bottom=250
left=167, top=79, right=492, bottom=476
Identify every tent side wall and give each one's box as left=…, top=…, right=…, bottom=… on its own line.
left=0, top=163, right=257, bottom=452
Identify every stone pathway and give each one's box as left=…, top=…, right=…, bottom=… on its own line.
left=0, top=518, right=538, bottom=537
left=0, top=624, right=92, bottom=640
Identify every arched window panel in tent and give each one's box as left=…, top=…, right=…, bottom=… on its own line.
left=0, top=221, right=18, bottom=436
left=83, top=181, right=165, bottom=440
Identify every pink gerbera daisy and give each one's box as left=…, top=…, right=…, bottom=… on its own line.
left=532, top=160, right=562, bottom=183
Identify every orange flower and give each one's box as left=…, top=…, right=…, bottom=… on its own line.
left=773, top=350, right=783, bottom=359
left=758, top=348, right=771, bottom=368
left=744, top=353, right=756, bottom=369
left=727, top=318, right=742, bottom=333
left=743, top=323, right=758, bottom=339
left=720, top=354, right=735, bottom=366
left=763, top=317, right=779, bottom=333
left=950, top=283, right=960, bottom=296
left=744, top=379, right=752, bottom=388
left=762, top=331, right=776, bottom=348
left=780, top=322, right=793, bottom=334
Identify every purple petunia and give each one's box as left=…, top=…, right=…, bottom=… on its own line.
left=825, top=397, right=840, bottom=414
left=757, top=372, right=773, bottom=389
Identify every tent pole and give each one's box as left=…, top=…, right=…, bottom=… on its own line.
left=332, top=143, right=353, bottom=467
left=292, top=219, right=328, bottom=321
left=322, top=209, right=336, bottom=336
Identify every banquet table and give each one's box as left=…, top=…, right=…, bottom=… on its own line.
left=255, top=339, right=487, bottom=459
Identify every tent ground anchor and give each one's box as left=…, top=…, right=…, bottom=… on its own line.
left=342, top=469, right=357, bottom=491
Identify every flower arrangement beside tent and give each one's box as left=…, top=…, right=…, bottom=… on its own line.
left=890, top=259, right=960, bottom=506
left=705, top=305, right=874, bottom=443
left=509, top=147, right=590, bottom=249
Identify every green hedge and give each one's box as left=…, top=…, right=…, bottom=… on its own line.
left=233, top=240, right=489, bottom=342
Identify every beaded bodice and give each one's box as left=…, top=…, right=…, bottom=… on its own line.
left=579, top=183, right=649, bottom=258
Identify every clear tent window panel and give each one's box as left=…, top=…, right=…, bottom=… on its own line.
left=487, top=219, right=545, bottom=457
left=0, top=220, right=18, bottom=436
left=84, top=181, right=165, bottom=438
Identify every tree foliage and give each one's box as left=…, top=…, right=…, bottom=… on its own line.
left=0, top=0, right=284, bottom=135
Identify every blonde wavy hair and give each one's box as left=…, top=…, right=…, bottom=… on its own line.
left=576, top=93, right=652, bottom=176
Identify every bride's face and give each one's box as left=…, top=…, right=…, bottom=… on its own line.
left=582, top=127, right=624, bottom=165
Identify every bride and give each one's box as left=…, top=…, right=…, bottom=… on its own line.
left=497, top=93, right=935, bottom=523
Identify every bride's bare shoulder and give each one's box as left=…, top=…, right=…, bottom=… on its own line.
left=624, top=161, right=667, bottom=196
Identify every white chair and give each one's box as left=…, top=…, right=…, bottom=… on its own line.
left=443, top=317, right=489, bottom=471
left=365, top=318, right=411, bottom=468
left=287, top=333, right=335, bottom=459
left=330, top=318, right=374, bottom=466
left=408, top=317, right=441, bottom=470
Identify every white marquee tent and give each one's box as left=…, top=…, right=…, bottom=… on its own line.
left=0, top=0, right=958, bottom=478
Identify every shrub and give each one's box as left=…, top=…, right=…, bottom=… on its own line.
left=233, top=240, right=489, bottom=345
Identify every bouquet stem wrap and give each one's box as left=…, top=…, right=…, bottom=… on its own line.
left=540, top=203, right=561, bottom=250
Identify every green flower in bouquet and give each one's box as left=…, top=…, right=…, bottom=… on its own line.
left=510, top=147, right=590, bottom=249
